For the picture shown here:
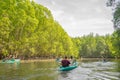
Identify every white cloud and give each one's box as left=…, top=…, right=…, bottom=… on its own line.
left=34, top=0, right=114, bottom=37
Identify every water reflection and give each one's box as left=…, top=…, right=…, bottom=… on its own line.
left=58, top=61, right=120, bottom=80
left=116, top=60, right=120, bottom=72
left=0, top=60, right=120, bottom=80
left=60, top=71, right=69, bottom=78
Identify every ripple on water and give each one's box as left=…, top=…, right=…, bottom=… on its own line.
left=58, top=61, right=120, bottom=80
left=0, top=61, right=119, bottom=80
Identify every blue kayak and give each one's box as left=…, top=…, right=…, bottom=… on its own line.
left=1, top=59, right=20, bottom=64
left=59, top=62, right=78, bottom=71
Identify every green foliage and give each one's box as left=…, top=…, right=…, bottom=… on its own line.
left=106, top=0, right=120, bottom=58
left=72, top=33, right=113, bottom=58
left=0, top=0, right=78, bottom=58
left=114, top=7, right=120, bottom=28
left=107, top=0, right=120, bottom=29
left=1, top=0, right=119, bottom=59
left=111, top=29, right=120, bottom=58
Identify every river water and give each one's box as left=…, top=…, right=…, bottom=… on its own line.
left=0, top=60, right=120, bottom=80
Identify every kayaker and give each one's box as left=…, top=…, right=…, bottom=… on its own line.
left=61, top=56, right=70, bottom=67
left=70, top=56, right=76, bottom=65
left=56, top=56, right=62, bottom=62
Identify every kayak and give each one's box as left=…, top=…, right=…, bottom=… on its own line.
left=59, top=62, right=78, bottom=71
left=1, top=59, right=20, bottom=64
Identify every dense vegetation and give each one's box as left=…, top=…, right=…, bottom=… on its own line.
left=0, top=0, right=119, bottom=59
left=72, top=32, right=120, bottom=58
left=0, top=0, right=78, bottom=59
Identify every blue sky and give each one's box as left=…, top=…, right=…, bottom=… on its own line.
left=34, top=0, right=114, bottom=37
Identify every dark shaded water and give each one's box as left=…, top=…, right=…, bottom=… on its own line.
left=0, top=60, right=120, bottom=80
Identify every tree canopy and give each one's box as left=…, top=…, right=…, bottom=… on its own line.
left=0, top=0, right=120, bottom=59
left=0, top=0, right=78, bottom=59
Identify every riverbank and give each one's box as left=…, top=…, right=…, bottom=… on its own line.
left=20, top=58, right=120, bottom=63
left=0, top=58, right=119, bottom=63
left=20, top=59, right=55, bottom=63
left=80, top=57, right=120, bottom=61
left=0, top=59, right=55, bottom=63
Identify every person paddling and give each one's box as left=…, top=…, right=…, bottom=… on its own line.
left=70, top=56, right=76, bottom=65
left=61, top=56, right=70, bottom=67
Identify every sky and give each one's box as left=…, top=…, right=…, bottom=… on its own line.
left=34, top=0, right=114, bottom=37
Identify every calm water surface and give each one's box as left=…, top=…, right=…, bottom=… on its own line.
left=0, top=60, right=120, bottom=80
